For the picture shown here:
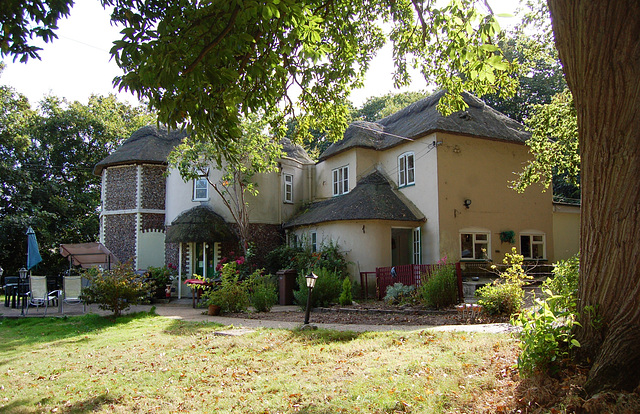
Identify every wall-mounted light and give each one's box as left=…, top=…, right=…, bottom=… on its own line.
left=463, top=199, right=472, bottom=209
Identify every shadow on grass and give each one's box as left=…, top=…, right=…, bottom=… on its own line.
left=162, top=318, right=226, bottom=336
left=0, top=394, right=120, bottom=414
left=0, top=310, right=159, bottom=354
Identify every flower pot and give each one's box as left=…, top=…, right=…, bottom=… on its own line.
left=208, top=304, right=221, bottom=316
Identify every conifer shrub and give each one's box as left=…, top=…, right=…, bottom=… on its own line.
left=338, top=277, right=353, bottom=306
left=293, top=268, right=343, bottom=309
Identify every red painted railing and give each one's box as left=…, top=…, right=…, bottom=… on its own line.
left=374, top=263, right=463, bottom=301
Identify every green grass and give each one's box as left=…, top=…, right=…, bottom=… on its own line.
left=0, top=311, right=518, bottom=413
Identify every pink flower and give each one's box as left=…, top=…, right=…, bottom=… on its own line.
left=236, top=257, right=245, bottom=265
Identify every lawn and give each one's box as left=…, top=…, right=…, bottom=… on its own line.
left=0, top=311, right=519, bottom=413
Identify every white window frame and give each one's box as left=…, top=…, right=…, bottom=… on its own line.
left=332, top=165, right=349, bottom=196
left=283, top=173, right=293, bottom=203
left=460, top=231, right=491, bottom=261
left=398, top=152, right=415, bottom=188
left=412, top=227, right=422, bottom=265
left=193, top=174, right=209, bottom=201
left=520, top=232, right=547, bottom=260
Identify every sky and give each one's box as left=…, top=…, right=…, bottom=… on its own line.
left=0, top=1, right=520, bottom=109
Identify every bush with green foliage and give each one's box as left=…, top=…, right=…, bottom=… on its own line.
left=418, top=265, right=458, bottom=309
left=476, top=248, right=530, bottom=316
left=293, top=268, right=343, bottom=309
left=81, top=263, right=153, bottom=317
left=250, top=273, right=278, bottom=312
left=512, top=255, right=581, bottom=376
left=383, top=283, right=416, bottom=305
left=145, top=265, right=176, bottom=298
left=338, top=277, right=353, bottom=306
left=265, top=240, right=349, bottom=277
left=203, top=262, right=252, bottom=314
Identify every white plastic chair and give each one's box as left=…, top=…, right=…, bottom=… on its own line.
left=25, top=276, right=58, bottom=316
left=60, top=276, right=85, bottom=313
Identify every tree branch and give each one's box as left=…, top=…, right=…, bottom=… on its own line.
left=183, top=5, right=241, bottom=75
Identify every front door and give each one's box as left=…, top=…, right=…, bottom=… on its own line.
left=392, top=228, right=413, bottom=266
left=194, top=242, right=218, bottom=279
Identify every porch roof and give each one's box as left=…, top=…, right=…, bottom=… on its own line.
left=165, top=205, right=234, bottom=243
left=283, top=171, right=423, bottom=229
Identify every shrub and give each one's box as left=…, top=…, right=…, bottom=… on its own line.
left=204, top=262, right=251, bottom=314
left=265, top=240, right=349, bottom=278
left=476, top=248, right=530, bottom=316
left=512, top=290, right=581, bottom=376
left=82, top=262, right=153, bottom=317
left=543, top=254, right=579, bottom=310
left=250, top=273, right=278, bottom=312
left=145, top=265, right=176, bottom=298
left=338, top=277, right=353, bottom=306
left=512, top=255, right=581, bottom=376
left=383, top=283, right=415, bottom=305
left=419, top=265, right=458, bottom=309
left=293, top=268, right=343, bottom=309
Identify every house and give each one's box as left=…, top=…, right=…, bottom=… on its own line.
left=95, top=92, right=579, bottom=295
left=284, top=91, right=558, bottom=280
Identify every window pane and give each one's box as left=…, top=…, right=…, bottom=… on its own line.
left=342, top=167, right=348, bottom=193
left=399, top=156, right=406, bottom=186
left=532, top=244, right=543, bottom=259
left=461, top=234, right=473, bottom=258
left=474, top=243, right=487, bottom=259
left=533, top=235, right=543, bottom=242
left=521, top=235, right=531, bottom=258
left=475, top=234, right=487, bottom=241
left=407, top=154, right=415, bottom=184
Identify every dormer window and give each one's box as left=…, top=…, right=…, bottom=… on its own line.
left=332, top=165, right=349, bottom=196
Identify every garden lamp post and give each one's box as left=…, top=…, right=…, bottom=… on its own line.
left=19, top=267, right=28, bottom=316
left=303, top=272, right=318, bottom=325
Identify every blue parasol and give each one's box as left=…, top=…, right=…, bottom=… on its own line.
left=26, top=227, right=42, bottom=270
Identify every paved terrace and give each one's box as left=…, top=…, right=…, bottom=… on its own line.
left=0, top=298, right=517, bottom=334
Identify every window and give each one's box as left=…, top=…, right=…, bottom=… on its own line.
left=283, top=173, right=293, bottom=203
left=193, top=175, right=208, bottom=201
left=310, top=231, right=317, bottom=253
left=460, top=232, right=490, bottom=260
left=398, top=152, right=415, bottom=187
left=332, top=165, right=349, bottom=196
left=413, top=227, right=421, bottom=264
left=521, top=233, right=546, bottom=260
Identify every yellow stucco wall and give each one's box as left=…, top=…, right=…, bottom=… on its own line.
left=553, top=203, right=581, bottom=261
left=435, top=133, right=555, bottom=263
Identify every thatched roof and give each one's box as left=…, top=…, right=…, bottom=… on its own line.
left=319, top=91, right=529, bottom=160
left=95, top=127, right=312, bottom=175
left=165, top=205, right=235, bottom=243
left=281, top=137, right=314, bottom=164
left=284, top=171, right=423, bottom=229
left=94, top=126, right=187, bottom=175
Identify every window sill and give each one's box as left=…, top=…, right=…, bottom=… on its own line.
left=398, top=183, right=415, bottom=189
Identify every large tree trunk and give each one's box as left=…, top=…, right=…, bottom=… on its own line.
left=547, top=0, right=640, bottom=395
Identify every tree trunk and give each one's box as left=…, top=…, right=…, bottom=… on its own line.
left=547, top=0, right=640, bottom=394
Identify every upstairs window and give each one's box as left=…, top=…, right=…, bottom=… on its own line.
left=398, top=152, right=415, bottom=187
left=283, top=173, right=293, bottom=203
left=460, top=232, right=490, bottom=260
left=193, top=174, right=209, bottom=201
left=311, top=231, right=317, bottom=253
left=332, top=165, right=349, bottom=196
left=521, top=233, right=546, bottom=260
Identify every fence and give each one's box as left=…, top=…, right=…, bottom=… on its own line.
left=365, top=261, right=554, bottom=301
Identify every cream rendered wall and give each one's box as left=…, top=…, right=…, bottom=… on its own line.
left=165, top=158, right=309, bottom=226
left=553, top=203, right=581, bottom=261
left=292, top=220, right=402, bottom=281
left=376, top=135, right=441, bottom=263
left=435, top=133, right=554, bottom=263
left=314, top=150, right=359, bottom=200
left=137, top=230, right=166, bottom=269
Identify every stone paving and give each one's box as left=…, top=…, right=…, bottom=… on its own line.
left=0, top=298, right=517, bottom=334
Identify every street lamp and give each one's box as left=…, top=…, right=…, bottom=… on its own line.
left=19, top=267, right=28, bottom=316
left=303, top=272, right=318, bottom=326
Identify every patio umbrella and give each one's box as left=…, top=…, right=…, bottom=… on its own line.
left=26, top=227, right=42, bottom=270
